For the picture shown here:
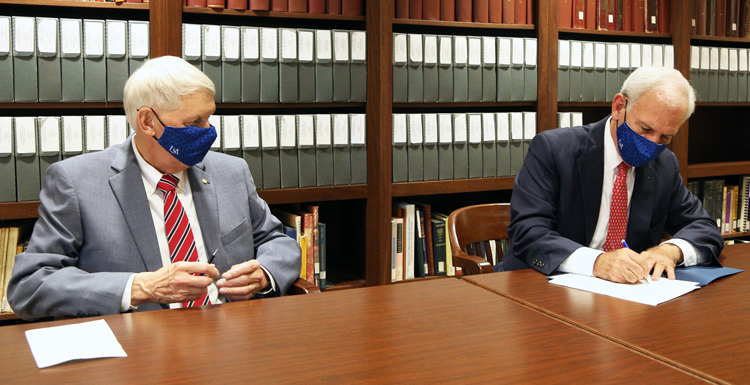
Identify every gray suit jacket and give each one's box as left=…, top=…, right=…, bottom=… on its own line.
left=8, top=137, right=301, bottom=320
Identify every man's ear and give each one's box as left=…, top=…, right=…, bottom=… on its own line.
left=137, top=108, right=156, bottom=136
left=611, top=93, right=627, bottom=121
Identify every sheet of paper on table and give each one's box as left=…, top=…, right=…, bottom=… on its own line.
left=25, top=319, right=127, bottom=369
left=548, top=274, right=700, bottom=306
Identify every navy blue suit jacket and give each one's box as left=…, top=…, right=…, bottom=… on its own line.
left=499, top=116, right=723, bottom=274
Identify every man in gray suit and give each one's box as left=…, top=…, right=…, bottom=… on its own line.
left=9, top=56, right=301, bottom=320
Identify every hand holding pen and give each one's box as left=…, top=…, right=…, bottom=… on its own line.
left=622, top=239, right=649, bottom=284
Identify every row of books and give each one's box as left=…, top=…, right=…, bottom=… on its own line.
left=557, top=111, right=585, bottom=128
left=690, top=46, right=750, bottom=102
left=395, top=0, right=533, bottom=24
left=691, top=0, right=750, bottom=37
left=184, top=0, right=364, bottom=15
left=0, top=116, right=130, bottom=203
left=393, top=34, right=538, bottom=103
left=183, top=24, right=366, bottom=104
left=392, top=201, right=455, bottom=281
left=0, top=17, right=150, bottom=103
left=558, top=40, right=675, bottom=102
left=0, top=225, right=32, bottom=315
left=559, top=0, right=669, bottom=33
left=392, top=112, right=536, bottom=183
left=272, top=205, right=328, bottom=290
left=688, top=176, right=750, bottom=234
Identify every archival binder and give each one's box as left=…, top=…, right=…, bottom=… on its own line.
left=422, top=113, right=438, bottom=181
left=698, top=46, right=711, bottom=102
left=557, top=40, right=570, bottom=102
left=105, top=20, right=128, bottom=102
left=437, top=113, right=453, bottom=180
left=467, top=36, right=482, bottom=102
left=350, top=30, right=367, bottom=102
left=523, top=111, right=536, bottom=159
left=332, top=113, right=351, bottom=185
left=298, top=29, right=316, bottom=103
left=453, top=36, right=469, bottom=102
left=718, top=47, right=729, bottom=102
left=222, top=26, right=242, bottom=103
left=84, top=115, right=106, bottom=154
left=0, top=117, right=15, bottom=202
left=728, top=48, right=739, bottom=102
left=739, top=48, right=748, bottom=102
left=407, top=33, right=424, bottom=103
left=38, top=116, right=61, bottom=181
left=202, top=24, right=222, bottom=102
left=407, top=113, right=424, bottom=182
left=315, top=30, right=333, bottom=102
left=209, top=115, right=222, bottom=153
left=581, top=41, right=594, bottom=102
left=481, top=113, right=497, bottom=178
left=452, top=113, right=468, bottom=180
left=392, top=113, right=408, bottom=183
left=437, top=36, right=453, bottom=103
left=332, top=30, right=351, bottom=102
left=496, top=112, right=510, bottom=177
left=61, top=116, right=83, bottom=160
left=593, top=42, right=606, bottom=102
left=36, top=18, right=61, bottom=102
left=0, top=17, right=13, bottom=102
left=392, top=33, right=408, bottom=103
left=241, top=27, right=261, bottom=103
left=709, top=47, right=720, bottom=102
left=315, top=114, right=334, bottom=186
left=260, top=27, right=279, bottom=103
left=278, top=115, right=299, bottom=188
left=297, top=115, right=316, bottom=187
left=481, top=36, right=496, bottom=102
left=467, top=113, right=482, bottom=179
left=13, top=16, right=38, bottom=102
left=260, top=115, right=281, bottom=189
left=523, top=38, right=537, bottom=101
left=128, top=21, right=149, bottom=75
left=278, top=28, right=299, bottom=103
left=241, top=115, right=263, bottom=188
left=182, top=24, right=202, bottom=70
left=509, top=112, right=523, bottom=176
left=569, top=40, right=582, bottom=102
left=106, top=115, right=128, bottom=148
left=605, top=43, right=618, bottom=102
left=221, top=115, right=242, bottom=158
left=423, top=34, right=439, bottom=103
left=15, top=117, right=40, bottom=201
left=617, top=43, right=630, bottom=93
left=349, top=113, right=367, bottom=185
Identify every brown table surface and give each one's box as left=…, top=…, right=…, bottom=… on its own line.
left=0, top=278, right=705, bottom=384
left=464, top=243, right=750, bottom=385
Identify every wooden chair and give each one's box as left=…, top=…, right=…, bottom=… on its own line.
left=447, top=203, right=511, bottom=276
left=287, top=278, right=321, bottom=295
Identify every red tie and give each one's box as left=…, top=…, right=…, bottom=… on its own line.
left=157, top=174, right=211, bottom=308
left=604, top=162, right=630, bottom=252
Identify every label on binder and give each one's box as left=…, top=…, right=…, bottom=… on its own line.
left=350, top=114, right=366, bottom=146
left=63, top=118, right=83, bottom=155
left=37, top=19, right=58, bottom=56
left=510, top=113, right=523, bottom=140
left=424, top=35, right=437, bottom=65
left=280, top=29, right=297, bottom=61
left=242, top=28, right=259, bottom=61
left=393, top=34, right=407, bottom=64
left=106, top=21, right=126, bottom=58
left=13, top=17, right=35, bottom=55
left=333, top=31, right=348, bottom=62
left=316, top=115, right=332, bottom=147
left=316, top=30, right=332, bottom=61
left=482, top=36, right=495, bottom=66
left=351, top=31, right=366, bottom=62
left=438, top=114, right=452, bottom=144
left=630, top=44, right=641, bottom=68
left=223, top=28, right=240, bottom=61
left=39, top=117, right=60, bottom=155
left=260, top=116, right=278, bottom=149
left=332, top=115, right=348, bottom=146
left=453, top=114, right=467, bottom=144
left=0, top=18, right=9, bottom=55
left=423, top=114, right=438, bottom=144
left=408, top=34, right=422, bottom=63
left=454, top=36, right=467, bottom=65
left=15, top=117, right=36, bottom=155
left=222, top=116, right=240, bottom=151
left=203, top=25, right=221, bottom=60
left=297, top=115, right=314, bottom=148
left=298, top=30, right=313, bottom=63
left=482, top=114, right=495, bottom=142
left=558, top=40, right=570, bottom=67
left=392, top=114, right=407, bottom=145
left=0, top=118, right=11, bottom=156
left=279, top=116, right=296, bottom=149
left=468, top=114, right=481, bottom=144
left=571, top=41, right=582, bottom=68
left=525, top=39, right=537, bottom=66
left=261, top=28, right=278, bottom=61
left=129, top=22, right=149, bottom=58
left=183, top=24, right=201, bottom=60
left=496, top=113, right=510, bottom=141
left=439, top=36, right=451, bottom=65
left=408, top=114, right=423, bottom=145
left=241, top=116, right=260, bottom=150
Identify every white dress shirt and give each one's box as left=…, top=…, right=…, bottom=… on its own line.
left=558, top=117, right=705, bottom=276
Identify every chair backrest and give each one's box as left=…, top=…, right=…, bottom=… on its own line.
left=447, top=203, right=511, bottom=267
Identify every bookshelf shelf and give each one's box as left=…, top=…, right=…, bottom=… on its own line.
left=696, top=102, right=750, bottom=107
left=559, top=28, right=671, bottom=39
left=183, top=7, right=365, bottom=21
left=0, top=0, right=148, bottom=10
left=216, top=102, right=366, bottom=109
left=392, top=177, right=515, bottom=197
left=0, top=103, right=124, bottom=110
left=392, top=102, right=535, bottom=110
left=691, top=35, right=750, bottom=45
left=0, top=202, right=40, bottom=220
left=0, top=313, right=18, bottom=322
left=557, top=102, right=612, bottom=107
left=723, top=231, right=750, bottom=239
left=393, top=18, right=535, bottom=31
left=686, top=162, right=750, bottom=179
left=259, top=185, right=368, bottom=205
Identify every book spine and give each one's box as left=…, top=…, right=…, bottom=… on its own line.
left=413, top=209, right=425, bottom=278
left=607, top=0, right=616, bottom=30
left=327, top=0, right=342, bottom=13
left=474, top=0, right=490, bottom=23
left=341, top=0, right=364, bottom=15
left=515, top=0, right=527, bottom=24
left=418, top=210, right=430, bottom=276
left=396, top=220, right=404, bottom=281
left=422, top=205, right=435, bottom=276
left=742, top=0, right=750, bottom=37
left=489, top=0, right=503, bottom=23
left=696, top=0, right=707, bottom=35
left=598, top=0, right=609, bottom=29
left=289, top=0, right=307, bottom=12
left=503, top=0, right=515, bottom=23
left=716, top=0, right=727, bottom=37
left=207, top=0, right=226, bottom=8
left=658, top=0, right=670, bottom=33
left=732, top=186, right=739, bottom=231
left=633, top=0, right=645, bottom=31
left=622, top=0, right=632, bottom=31
left=272, top=0, right=288, bottom=11
left=309, top=0, right=326, bottom=13
left=318, top=223, right=327, bottom=289
left=187, top=0, right=208, bottom=7
left=410, top=0, right=424, bottom=19
left=573, top=0, right=585, bottom=28
left=424, top=0, right=442, bottom=20
left=391, top=220, right=397, bottom=283
left=250, top=0, right=270, bottom=10
left=227, top=0, right=248, bottom=9
left=616, top=0, right=623, bottom=30
left=561, top=0, right=574, bottom=28
left=645, top=0, right=658, bottom=32
left=457, top=0, right=473, bottom=21
left=586, top=0, right=597, bottom=29
left=441, top=0, right=456, bottom=20
left=742, top=176, right=750, bottom=231
left=432, top=219, right=447, bottom=275
left=396, top=0, right=410, bottom=17
left=727, top=0, right=740, bottom=36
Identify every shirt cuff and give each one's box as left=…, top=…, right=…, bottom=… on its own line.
left=121, top=273, right=138, bottom=313
left=662, top=238, right=705, bottom=266
left=557, top=247, right=603, bottom=277
left=257, top=265, right=277, bottom=295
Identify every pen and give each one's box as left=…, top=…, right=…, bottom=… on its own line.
left=622, top=239, right=649, bottom=284
left=208, top=249, right=218, bottom=265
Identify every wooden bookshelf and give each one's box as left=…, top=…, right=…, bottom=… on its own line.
left=0, top=103, right=124, bottom=110
left=259, top=186, right=368, bottom=205
left=183, top=6, right=365, bottom=21
left=392, top=178, right=515, bottom=197
left=216, top=103, right=366, bottom=109
left=0, top=202, right=40, bottom=221
left=0, top=0, right=148, bottom=9
left=723, top=231, right=750, bottom=239
left=691, top=35, right=750, bottom=44
left=0, top=313, right=18, bottom=322
left=393, top=18, right=535, bottom=30
left=559, top=27, right=671, bottom=39
left=686, top=162, right=750, bottom=179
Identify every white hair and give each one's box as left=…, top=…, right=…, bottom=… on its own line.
left=620, top=66, right=696, bottom=122
left=123, top=55, right=216, bottom=129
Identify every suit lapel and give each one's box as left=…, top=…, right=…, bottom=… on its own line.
left=109, top=139, right=163, bottom=273
left=188, top=163, right=229, bottom=274
left=627, top=162, right=656, bottom=248
left=576, top=118, right=607, bottom=246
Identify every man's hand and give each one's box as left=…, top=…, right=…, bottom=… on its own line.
left=131, top=262, right=220, bottom=306
left=641, top=243, right=683, bottom=281
left=215, top=260, right=270, bottom=302
left=593, top=248, right=650, bottom=283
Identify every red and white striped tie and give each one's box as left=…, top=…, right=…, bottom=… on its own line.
left=157, top=174, right=210, bottom=307
left=604, top=162, right=630, bottom=252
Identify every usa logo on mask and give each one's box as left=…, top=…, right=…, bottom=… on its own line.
left=170, top=146, right=179, bottom=155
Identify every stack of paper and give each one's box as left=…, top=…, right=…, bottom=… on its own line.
left=549, top=274, right=700, bottom=306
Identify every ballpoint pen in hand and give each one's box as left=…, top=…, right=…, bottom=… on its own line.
left=622, top=239, right=649, bottom=284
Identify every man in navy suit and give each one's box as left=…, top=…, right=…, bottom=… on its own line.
left=500, top=67, right=723, bottom=283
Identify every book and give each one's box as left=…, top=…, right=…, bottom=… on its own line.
left=207, top=0, right=226, bottom=8
left=288, top=207, right=315, bottom=285
left=0, top=228, right=7, bottom=311
left=309, top=0, right=326, bottom=13
left=273, top=209, right=305, bottom=279
left=598, top=0, right=609, bottom=29
left=695, top=0, right=707, bottom=35
left=715, top=0, right=727, bottom=37
left=272, top=0, right=289, bottom=11
left=740, top=176, right=750, bottom=232
left=742, top=0, right=750, bottom=37
left=318, top=222, right=327, bottom=289
left=410, top=0, right=424, bottom=19
left=341, top=0, right=364, bottom=15
left=503, top=0, right=515, bottom=23
left=396, top=0, right=410, bottom=17
left=441, top=0, right=456, bottom=21
left=573, top=0, right=585, bottom=29
left=392, top=202, right=415, bottom=280
left=727, top=0, right=740, bottom=37
left=299, top=234, right=307, bottom=285
left=304, top=205, right=320, bottom=286
left=658, top=0, right=670, bottom=33
left=514, top=0, right=527, bottom=24
left=289, top=0, right=307, bottom=11
left=633, top=0, right=645, bottom=32
left=227, top=0, right=248, bottom=9
left=708, top=0, right=716, bottom=35
left=393, top=217, right=404, bottom=281
left=622, top=0, right=632, bottom=31
left=2, top=227, right=19, bottom=313
left=474, top=0, right=490, bottom=23
left=560, top=0, right=574, bottom=28
left=432, top=212, right=454, bottom=276
left=489, top=0, right=503, bottom=23
left=456, top=0, right=473, bottom=21
left=413, top=208, right=426, bottom=278
left=410, top=201, right=434, bottom=276
left=645, top=0, right=657, bottom=32
left=391, top=218, right=397, bottom=282
left=250, top=0, right=271, bottom=10
left=731, top=185, right=739, bottom=231
left=327, top=0, right=342, bottom=13
left=424, top=0, right=441, bottom=20
left=431, top=218, right=448, bottom=275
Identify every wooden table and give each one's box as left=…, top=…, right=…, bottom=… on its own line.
left=464, top=243, right=750, bottom=385
left=0, top=278, right=703, bottom=384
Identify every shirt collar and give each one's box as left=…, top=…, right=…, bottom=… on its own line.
left=603, top=116, right=626, bottom=174
left=131, top=136, right=186, bottom=195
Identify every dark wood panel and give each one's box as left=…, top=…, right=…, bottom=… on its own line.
left=537, top=0, right=557, bottom=133
left=258, top=185, right=367, bottom=204
left=722, top=231, right=750, bottom=239
left=0, top=103, right=124, bottom=110
left=560, top=27, right=671, bottom=38
left=393, top=102, right=535, bottom=109
left=464, top=243, right=750, bottom=385
left=215, top=102, right=366, bottom=109
left=691, top=36, right=750, bottom=44
left=184, top=7, right=365, bottom=21
left=0, top=279, right=704, bottom=383
left=687, top=161, right=750, bottom=179
left=558, top=102, right=612, bottom=107
left=0, top=0, right=148, bottom=9
left=392, top=177, right=515, bottom=197
left=393, top=18, right=535, bottom=30
left=0, top=312, right=19, bottom=322
left=151, top=0, right=183, bottom=58
left=0, top=202, right=40, bottom=220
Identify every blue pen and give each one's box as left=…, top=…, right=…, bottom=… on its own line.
left=622, top=239, right=649, bottom=284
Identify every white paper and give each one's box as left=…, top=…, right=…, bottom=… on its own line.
left=740, top=49, right=748, bottom=72
left=558, top=40, right=570, bottom=67
left=242, top=27, right=259, bottom=61
left=703, top=47, right=713, bottom=70
left=720, top=48, right=729, bottom=71
left=423, top=114, right=438, bottom=144
left=570, top=40, right=582, bottom=68
left=454, top=36, right=468, bottom=65
left=642, top=43, right=653, bottom=67
left=438, top=36, right=452, bottom=65
left=85, top=116, right=105, bottom=152
left=60, top=20, right=82, bottom=57
left=316, top=30, right=332, bottom=61
left=594, top=43, right=606, bottom=69
left=525, top=38, right=537, bottom=66
left=84, top=21, right=104, bottom=58
left=652, top=45, right=663, bottom=67
left=62, top=117, right=83, bottom=154
left=222, top=116, right=240, bottom=151
left=453, top=114, right=467, bottom=143
left=203, top=25, right=220, bottom=60
left=664, top=45, right=674, bottom=68
left=619, top=43, right=629, bottom=68
left=298, top=30, right=313, bottom=63
left=393, top=33, right=407, bottom=64
left=690, top=46, right=700, bottom=70
left=261, top=28, right=278, bottom=61
left=351, top=31, right=366, bottom=62
left=38, top=117, right=60, bottom=155
left=468, top=37, right=481, bottom=67
left=107, top=116, right=127, bottom=148
left=496, top=113, right=509, bottom=141
left=468, top=114, right=481, bottom=144
left=260, top=115, right=277, bottom=149
left=558, top=112, right=571, bottom=129
left=106, top=21, right=126, bottom=58
left=15, top=117, right=36, bottom=155
left=0, top=18, right=9, bottom=55
left=408, top=33, right=422, bottom=63
left=183, top=24, right=202, bottom=60
left=392, top=114, right=407, bottom=145
left=209, top=115, right=221, bottom=150
left=25, top=319, right=127, bottom=369
left=438, top=114, right=452, bottom=144
left=482, top=113, right=495, bottom=142
left=606, top=43, right=617, bottom=70
left=241, top=115, right=259, bottom=149
left=316, top=114, right=332, bottom=147
left=36, top=18, right=58, bottom=55
left=0, top=117, right=12, bottom=155
left=482, top=36, right=495, bottom=66
left=512, top=37, right=524, bottom=66
left=572, top=112, right=583, bottom=127
left=297, top=115, right=315, bottom=147
left=280, top=28, right=297, bottom=61
left=332, top=114, right=348, bottom=146
left=524, top=112, right=536, bottom=140
left=631, top=43, right=641, bottom=68
left=349, top=114, right=366, bottom=146
left=510, top=112, right=523, bottom=140
left=408, top=114, right=422, bottom=144
left=129, top=22, right=149, bottom=58
left=730, top=49, right=739, bottom=72
left=223, top=27, right=240, bottom=61
left=13, top=17, right=35, bottom=55
left=333, top=31, right=349, bottom=62
left=279, top=116, right=296, bottom=149
left=423, top=35, right=437, bottom=65
left=549, top=274, right=700, bottom=306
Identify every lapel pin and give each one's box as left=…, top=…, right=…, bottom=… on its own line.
left=202, top=179, right=209, bottom=184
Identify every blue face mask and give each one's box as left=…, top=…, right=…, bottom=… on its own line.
left=151, top=110, right=217, bottom=167
left=615, top=107, right=667, bottom=168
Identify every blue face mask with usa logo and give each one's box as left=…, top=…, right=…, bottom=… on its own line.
left=615, top=105, right=668, bottom=168
left=151, top=110, right=217, bottom=166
